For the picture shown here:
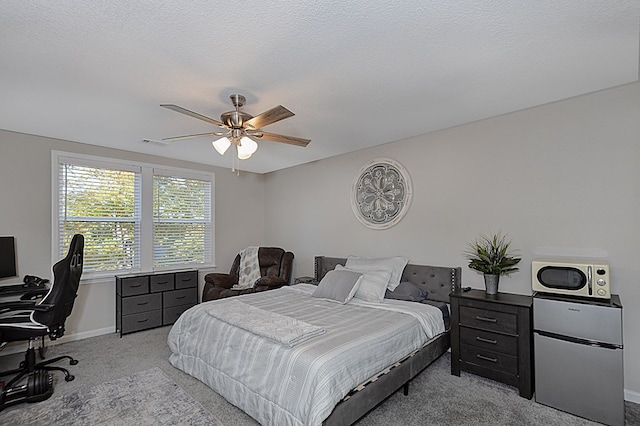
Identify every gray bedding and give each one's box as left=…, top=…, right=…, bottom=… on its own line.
left=168, top=284, right=445, bottom=426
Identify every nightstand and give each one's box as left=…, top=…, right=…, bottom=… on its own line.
left=450, top=289, right=533, bottom=399
left=294, top=276, right=318, bottom=285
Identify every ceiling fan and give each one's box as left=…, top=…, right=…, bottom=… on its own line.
left=159, top=94, right=310, bottom=160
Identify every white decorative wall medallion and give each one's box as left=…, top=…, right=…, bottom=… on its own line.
left=351, top=158, right=413, bottom=229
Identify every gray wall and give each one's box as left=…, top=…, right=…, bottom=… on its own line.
left=265, top=82, right=640, bottom=399
left=0, top=130, right=266, bottom=338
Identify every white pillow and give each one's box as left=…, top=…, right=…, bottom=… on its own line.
left=345, top=256, right=409, bottom=291
left=335, top=265, right=391, bottom=303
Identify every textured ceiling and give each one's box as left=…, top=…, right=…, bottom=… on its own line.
left=1, top=1, right=638, bottom=173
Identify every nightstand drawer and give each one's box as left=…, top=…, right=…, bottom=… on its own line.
left=460, top=345, right=518, bottom=375
left=121, top=293, right=162, bottom=315
left=460, top=326, right=517, bottom=356
left=459, top=306, right=517, bottom=334
left=163, top=288, right=197, bottom=308
left=150, top=274, right=175, bottom=293
left=119, top=276, right=149, bottom=297
left=121, top=310, right=162, bottom=334
left=175, top=271, right=198, bottom=289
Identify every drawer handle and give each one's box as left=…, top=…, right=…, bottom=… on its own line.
left=137, top=319, right=148, bottom=323
left=181, top=278, right=192, bottom=282
left=137, top=302, right=149, bottom=306
left=157, top=281, right=168, bottom=285
left=476, top=336, right=497, bottom=345
left=476, top=354, right=498, bottom=363
left=475, top=316, right=497, bottom=323
left=130, top=284, right=142, bottom=288
left=176, top=296, right=186, bottom=300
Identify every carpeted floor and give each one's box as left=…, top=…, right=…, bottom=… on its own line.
left=0, top=326, right=638, bottom=425
left=1, top=367, right=221, bottom=425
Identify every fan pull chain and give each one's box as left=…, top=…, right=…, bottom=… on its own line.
left=232, top=144, right=240, bottom=175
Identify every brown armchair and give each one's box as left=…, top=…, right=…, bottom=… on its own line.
left=202, top=247, right=294, bottom=302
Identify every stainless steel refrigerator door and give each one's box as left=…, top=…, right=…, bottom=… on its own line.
left=533, top=297, right=622, bottom=345
left=534, top=332, right=624, bottom=426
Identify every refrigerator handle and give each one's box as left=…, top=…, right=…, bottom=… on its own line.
left=535, top=330, right=622, bottom=350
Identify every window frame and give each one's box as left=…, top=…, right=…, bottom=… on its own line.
left=52, top=151, right=215, bottom=279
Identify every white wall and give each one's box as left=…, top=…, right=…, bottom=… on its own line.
left=0, top=130, right=266, bottom=340
left=264, top=82, right=640, bottom=399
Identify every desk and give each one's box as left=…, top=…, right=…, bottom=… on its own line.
left=0, top=284, right=49, bottom=356
left=0, top=283, right=48, bottom=299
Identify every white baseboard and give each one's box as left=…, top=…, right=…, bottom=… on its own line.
left=625, top=389, right=640, bottom=404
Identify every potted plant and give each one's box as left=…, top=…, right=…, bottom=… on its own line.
left=464, top=232, right=521, bottom=295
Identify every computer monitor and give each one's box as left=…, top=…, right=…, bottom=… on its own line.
left=0, top=236, right=17, bottom=279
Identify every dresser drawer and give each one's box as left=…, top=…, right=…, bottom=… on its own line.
left=459, top=306, right=517, bottom=334
left=460, top=326, right=517, bottom=356
left=175, top=271, right=198, bottom=289
left=163, top=304, right=193, bottom=325
left=119, top=276, right=149, bottom=297
left=460, top=345, right=518, bottom=375
left=163, top=288, right=197, bottom=308
left=121, top=310, right=162, bottom=334
left=121, top=293, right=162, bottom=315
left=150, top=273, right=175, bottom=293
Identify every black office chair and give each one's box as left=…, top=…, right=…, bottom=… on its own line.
left=0, top=234, right=84, bottom=409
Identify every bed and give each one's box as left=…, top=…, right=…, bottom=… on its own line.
left=168, top=255, right=461, bottom=426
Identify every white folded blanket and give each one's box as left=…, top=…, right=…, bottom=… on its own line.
left=206, top=300, right=325, bottom=347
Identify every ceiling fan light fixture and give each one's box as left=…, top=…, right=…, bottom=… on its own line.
left=212, top=137, right=231, bottom=155
left=237, top=136, right=258, bottom=159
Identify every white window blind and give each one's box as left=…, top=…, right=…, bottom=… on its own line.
left=153, top=173, right=212, bottom=268
left=57, top=159, right=141, bottom=273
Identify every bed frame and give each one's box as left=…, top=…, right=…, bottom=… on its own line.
left=314, top=256, right=462, bottom=426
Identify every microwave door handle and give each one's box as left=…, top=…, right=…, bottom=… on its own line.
left=587, top=265, right=593, bottom=295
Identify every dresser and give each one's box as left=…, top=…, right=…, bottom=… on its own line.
left=450, top=289, right=533, bottom=398
left=116, top=270, right=198, bottom=337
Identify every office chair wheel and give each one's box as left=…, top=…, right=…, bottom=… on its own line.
left=65, top=374, right=74, bottom=382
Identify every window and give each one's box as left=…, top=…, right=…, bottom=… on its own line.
left=153, top=172, right=212, bottom=268
left=53, top=152, right=214, bottom=277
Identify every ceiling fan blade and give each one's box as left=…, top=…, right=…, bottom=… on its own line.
left=162, top=131, right=227, bottom=142
left=244, top=105, right=294, bottom=130
left=252, top=131, right=310, bottom=147
left=160, top=104, right=226, bottom=128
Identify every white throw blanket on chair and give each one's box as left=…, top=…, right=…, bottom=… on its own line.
left=233, top=246, right=261, bottom=290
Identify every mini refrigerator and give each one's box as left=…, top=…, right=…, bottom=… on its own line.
left=533, top=293, right=624, bottom=425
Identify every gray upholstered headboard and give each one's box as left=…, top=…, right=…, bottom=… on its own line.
left=314, top=256, right=462, bottom=303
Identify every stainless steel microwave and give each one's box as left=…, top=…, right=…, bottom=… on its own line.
left=532, top=259, right=610, bottom=299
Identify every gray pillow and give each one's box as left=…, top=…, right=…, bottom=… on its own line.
left=312, top=269, right=363, bottom=304
left=385, top=281, right=427, bottom=302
